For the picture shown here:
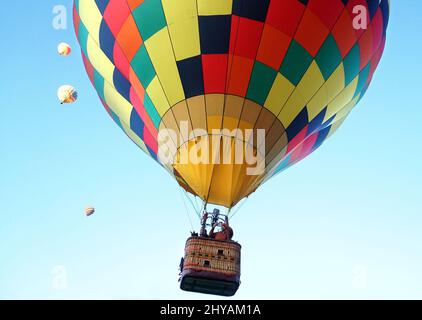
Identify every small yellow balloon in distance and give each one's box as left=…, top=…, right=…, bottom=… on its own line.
left=57, top=42, right=71, bottom=56
left=57, top=85, right=78, bottom=104
left=85, top=207, right=95, bottom=217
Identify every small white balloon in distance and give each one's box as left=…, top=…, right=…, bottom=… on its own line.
left=58, top=42, right=72, bottom=56
left=57, top=85, right=78, bottom=104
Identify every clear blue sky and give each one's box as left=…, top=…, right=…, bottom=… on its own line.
left=0, top=2, right=421, bottom=299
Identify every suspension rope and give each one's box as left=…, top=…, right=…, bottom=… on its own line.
left=178, top=188, right=195, bottom=232
left=226, top=207, right=231, bottom=222
left=228, top=197, right=249, bottom=221
left=182, top=189, right=202, bottom=220
left=193, top=195, right=202, bottom=216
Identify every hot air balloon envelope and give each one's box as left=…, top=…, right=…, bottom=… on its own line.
left=85, top=207, right=95, bottom=216
left=58, top=42, right=72, bottom=56
left=73, top=0, right=389, bottom=208
left=57, top=85, right=78, bottom=104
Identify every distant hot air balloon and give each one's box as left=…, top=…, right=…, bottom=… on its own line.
left=57, top=42, right=72, bottom=56
left=57, top=85, right=77, bottom=104
left=85, top=207, right=95, bottom=217
left=74, top=0, right=389, bottom=296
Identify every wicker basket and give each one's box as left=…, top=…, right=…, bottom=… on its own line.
left=180, top=236, right=241, bottom=296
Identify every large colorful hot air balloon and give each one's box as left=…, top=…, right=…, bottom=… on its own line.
left=73, top=0, right=389, bottom=295
left=73, top=0, right=389, bottom=208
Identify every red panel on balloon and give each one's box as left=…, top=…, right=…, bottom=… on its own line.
left=202, top=54, right=228, bottom=94
left=232, top=17, right=264, bottom=59
left=295, top=8, right=330, bottom=57
left=103, top=0, right=131, bottom=37
left=266, top=0, right=305, bottom=37
left=256, top=24, right=291, bottom=70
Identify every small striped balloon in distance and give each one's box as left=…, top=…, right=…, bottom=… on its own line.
left=85, top=207, right=95, bottom=217
left=57, top=85, right=78, bottom=104
left=57, top=42, right=72, bottom=56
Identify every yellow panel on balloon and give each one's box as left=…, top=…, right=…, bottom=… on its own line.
left=167, top=18, right=201, bottom=61
left=103, top=82, right=132, bottom=125
left=145, top=28, right=185, bottom=106
left=307, top=88, right=329, bottom=121
left=327, top=117, right=347, bottom=139
left=86, top=37, right=114, bottom=84
left=264, top=74, right=295, bottom=117
left=162, top=0, right=197, bottom=23
left=197, top=0, right=233, bottom=15
left=146, top=76, right=171, bottom=117
left=333, top=94, right=360, bottom=123
left=278, top=88, right=307, bottom=128
left=295, top=61, right=325, bottom=104
left=324, top=64, right=346, bottom=104
left=78, top=0, right=102, bottom=42
left=325, top=77, right=358, bottom=122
